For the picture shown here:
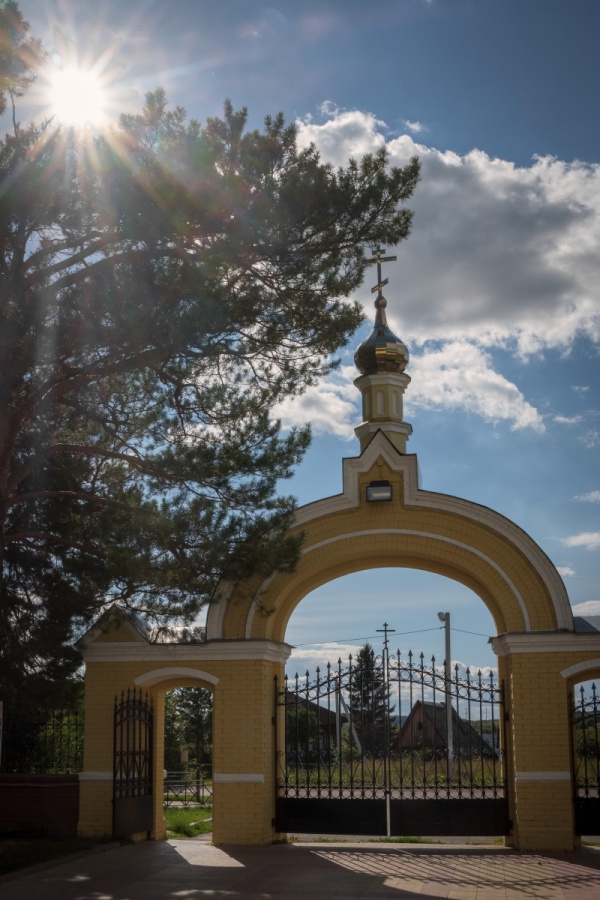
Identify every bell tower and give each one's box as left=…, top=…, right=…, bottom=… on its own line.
left=354, top=246, right=412, bottom=453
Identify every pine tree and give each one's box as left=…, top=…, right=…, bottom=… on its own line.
left=0, top=5, right=420, bottom=703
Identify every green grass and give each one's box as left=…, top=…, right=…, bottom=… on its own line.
left=164, top=805, right=213, bottom=838
left=0, top=836, right=104, bottom=876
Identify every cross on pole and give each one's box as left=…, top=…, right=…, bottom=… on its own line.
left=376, top=621, right=396, bottom=652
left=368, top=245, right=397, bottom=299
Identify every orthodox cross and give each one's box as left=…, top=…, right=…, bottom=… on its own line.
left=376, top=621, right=396, bottom=652
left=368, top=245, right=397, bottom=299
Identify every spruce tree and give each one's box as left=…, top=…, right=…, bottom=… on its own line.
left=349, top=643, right=396, bottom=755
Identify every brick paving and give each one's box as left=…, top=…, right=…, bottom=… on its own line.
left=1, top=839, right=600, bottom=899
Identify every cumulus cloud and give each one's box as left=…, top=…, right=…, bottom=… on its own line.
left=573, top=385, right=590, bottom=394
left=572, top=600, right=600, bottom=616
left=576, top=491, right=600, bottom=503
left=297, top=108, right=600, bottom=347
left=299, top=108, right=386, bottom=164
left=556, top=566, right=576, bottom=577
left=275, top=345, right=542, bottom=436
left=562, top=532, right=600, bottom=550
left=273, top=367, right=358, bottom=440
left=407, top=342, right=545, bottom=431
left=404, top=119, right=423, bottom=133
left=292, top=107, right=600, bottom=435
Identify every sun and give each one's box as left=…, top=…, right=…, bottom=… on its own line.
left=49, top=66, right=108, bottom=127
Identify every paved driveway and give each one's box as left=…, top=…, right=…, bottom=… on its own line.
left=2, top=839, right=600, bottom=899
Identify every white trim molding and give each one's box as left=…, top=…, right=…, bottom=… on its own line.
left=213, top=774, right=264, bottom=784
left=135, top=667, right=220, bottom=687
left=81, top=638, right=293, bottom=665
left=492, top=632, right=600, bottom=657
left=560, top=659, right=600, bottom=680
left=515, top=771, right=571, bottom=782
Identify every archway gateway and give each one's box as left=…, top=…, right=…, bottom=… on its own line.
left=78, top=259, right=600, bottom=850
left=78, top=432, right=600, bottom=850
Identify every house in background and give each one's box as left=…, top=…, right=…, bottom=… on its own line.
left=285, top=693, right=347, bottom=753
left=391, top=700, right=499, bottom=757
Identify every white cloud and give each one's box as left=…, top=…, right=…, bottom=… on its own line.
left=273, top=378, right=358, bottom=440
left=296, top=110, right=600, bottom=358
left=275, top=345, right=543, bottom=437
left=407, top=342, right=545, bottom=431
left=318, top=100, right=339, bottom=117
left=555, top=415, right=584, bottom=425
left=562, top=532, right=600, bottom=550
left=572, top=600, right=600, bottom=616
left=290, top=107, right=600, bottom=436
left=288, top=642, right=364, bottom=673
left=404, top=119, right=423, bottom=133
left=556, top=566, right=576, bottom=577
left=580, top=429, right=600, bottom=449
left=576, top=491, right=600, bottom=503
left=298, top=109, right=386, bottom=166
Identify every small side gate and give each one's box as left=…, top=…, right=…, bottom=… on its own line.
left=113, top=688, right=153, bottom=838
left=275, top=645, right=509, bottom=837
left=572, top=683, right=600, bottom=835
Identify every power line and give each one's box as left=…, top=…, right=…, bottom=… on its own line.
left=452, top=627, right=492, bottom=638
left=293, top=625, right=491, bottom=648
left=293, top=626, right=443, bottom=647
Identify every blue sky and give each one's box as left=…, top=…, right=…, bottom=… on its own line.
left=19, top=1, right=600, bottom=676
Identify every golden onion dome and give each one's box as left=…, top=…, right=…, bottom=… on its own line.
left=354, top=295, right=409, bottom=375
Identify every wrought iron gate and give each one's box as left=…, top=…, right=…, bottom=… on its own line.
left=275, top=646, right=508, bottom=837
left=113, top=688, right=153, bottom=838
left=572, top=683, right=600, bottom=835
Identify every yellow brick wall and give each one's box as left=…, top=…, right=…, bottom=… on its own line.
left=222, top=456, right=559, bottom=642
left=79, top=635, right=600, bottom=849
left=79, top=655, right=283, bottom=845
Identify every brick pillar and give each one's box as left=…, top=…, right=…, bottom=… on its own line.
left=211, top=658, right=283, bottom=845
left=505, top=652, right=575, bottom=851
left=78, top=661, right=115, bottom=839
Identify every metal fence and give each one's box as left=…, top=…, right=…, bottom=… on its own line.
left=0, top=704, right=83, bottom=773
left=164, top=768, right=212, bottom=806
left=572, top=682, right=600, bottom=834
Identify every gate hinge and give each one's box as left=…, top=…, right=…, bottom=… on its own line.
left=272, top=716, right=276, bottom=726
left=504, top=711, right=510, bottom=722
left=507, top=819, right=513, bottom=831
left=271, top=817, right=277, bottom=827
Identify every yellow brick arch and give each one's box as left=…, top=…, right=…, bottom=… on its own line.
left=208, top=434, right=571, bottom=643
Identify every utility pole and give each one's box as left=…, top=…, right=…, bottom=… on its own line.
left=437, top=611, right=453, bottom=774
left=376, top=622, right=395, bottom=837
